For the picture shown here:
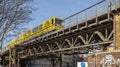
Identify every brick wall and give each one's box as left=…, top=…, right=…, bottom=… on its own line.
left=115, top=14, right=120, bottom=50
left=87, top=50, right=120, bottom=67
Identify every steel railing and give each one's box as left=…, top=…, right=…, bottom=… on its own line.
left=63, top=0, right=120, bottom=27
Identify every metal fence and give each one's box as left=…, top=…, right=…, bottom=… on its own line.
left=63, top=0, right=120, bottom=27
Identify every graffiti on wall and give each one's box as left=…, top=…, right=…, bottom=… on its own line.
left=100, top=55, right=120, bottom=67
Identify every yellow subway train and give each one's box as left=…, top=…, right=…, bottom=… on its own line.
left=5, top=17, right=63, bottom=51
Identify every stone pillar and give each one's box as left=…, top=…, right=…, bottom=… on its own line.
left=115, top=13, right=120, bottom=50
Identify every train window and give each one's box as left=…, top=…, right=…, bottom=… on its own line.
left=56, top=19, right=62, bottom=24
left=32, top=27, right=38, bottom=33
left=39, top=25, right=42, bottom=30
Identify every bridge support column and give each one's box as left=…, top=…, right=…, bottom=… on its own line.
left=73, top=55, right=77, bottom=67
left=115, top=13, right=120, bottom=50
left=9, top=47, right=19, bottom=67
left=51, top=58, right=55, bottom=67
left=58, top=54, right=62, bottom=67
left=9, top=49, right=12, bottom=67
left=1, top=56, right=4, bottom=67
left=17, top=56, right=20, bottom=67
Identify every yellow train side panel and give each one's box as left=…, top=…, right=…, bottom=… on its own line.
left=9, top=39, right=16, bottom=48
left=19, top=33, right=24, bottom=43
left=22, top=30, right=32, bottom=42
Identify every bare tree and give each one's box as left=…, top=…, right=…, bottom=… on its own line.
left=0, top=0, right=32, bottom=52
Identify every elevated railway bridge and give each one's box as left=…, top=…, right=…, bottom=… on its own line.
left=1, top=0, right=120, bottom=67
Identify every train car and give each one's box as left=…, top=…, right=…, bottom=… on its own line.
left=31, top=17, right=63, bottom=38
left=9, top=39, right=16, bottom=48
left=5, top=17, right=63, bottom=51
left=18, top=33, right=24, bottom=43
left=22, top=30, right=32, bottom=41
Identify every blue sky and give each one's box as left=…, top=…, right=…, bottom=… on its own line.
left=27, top=0, right=100, bottom=29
